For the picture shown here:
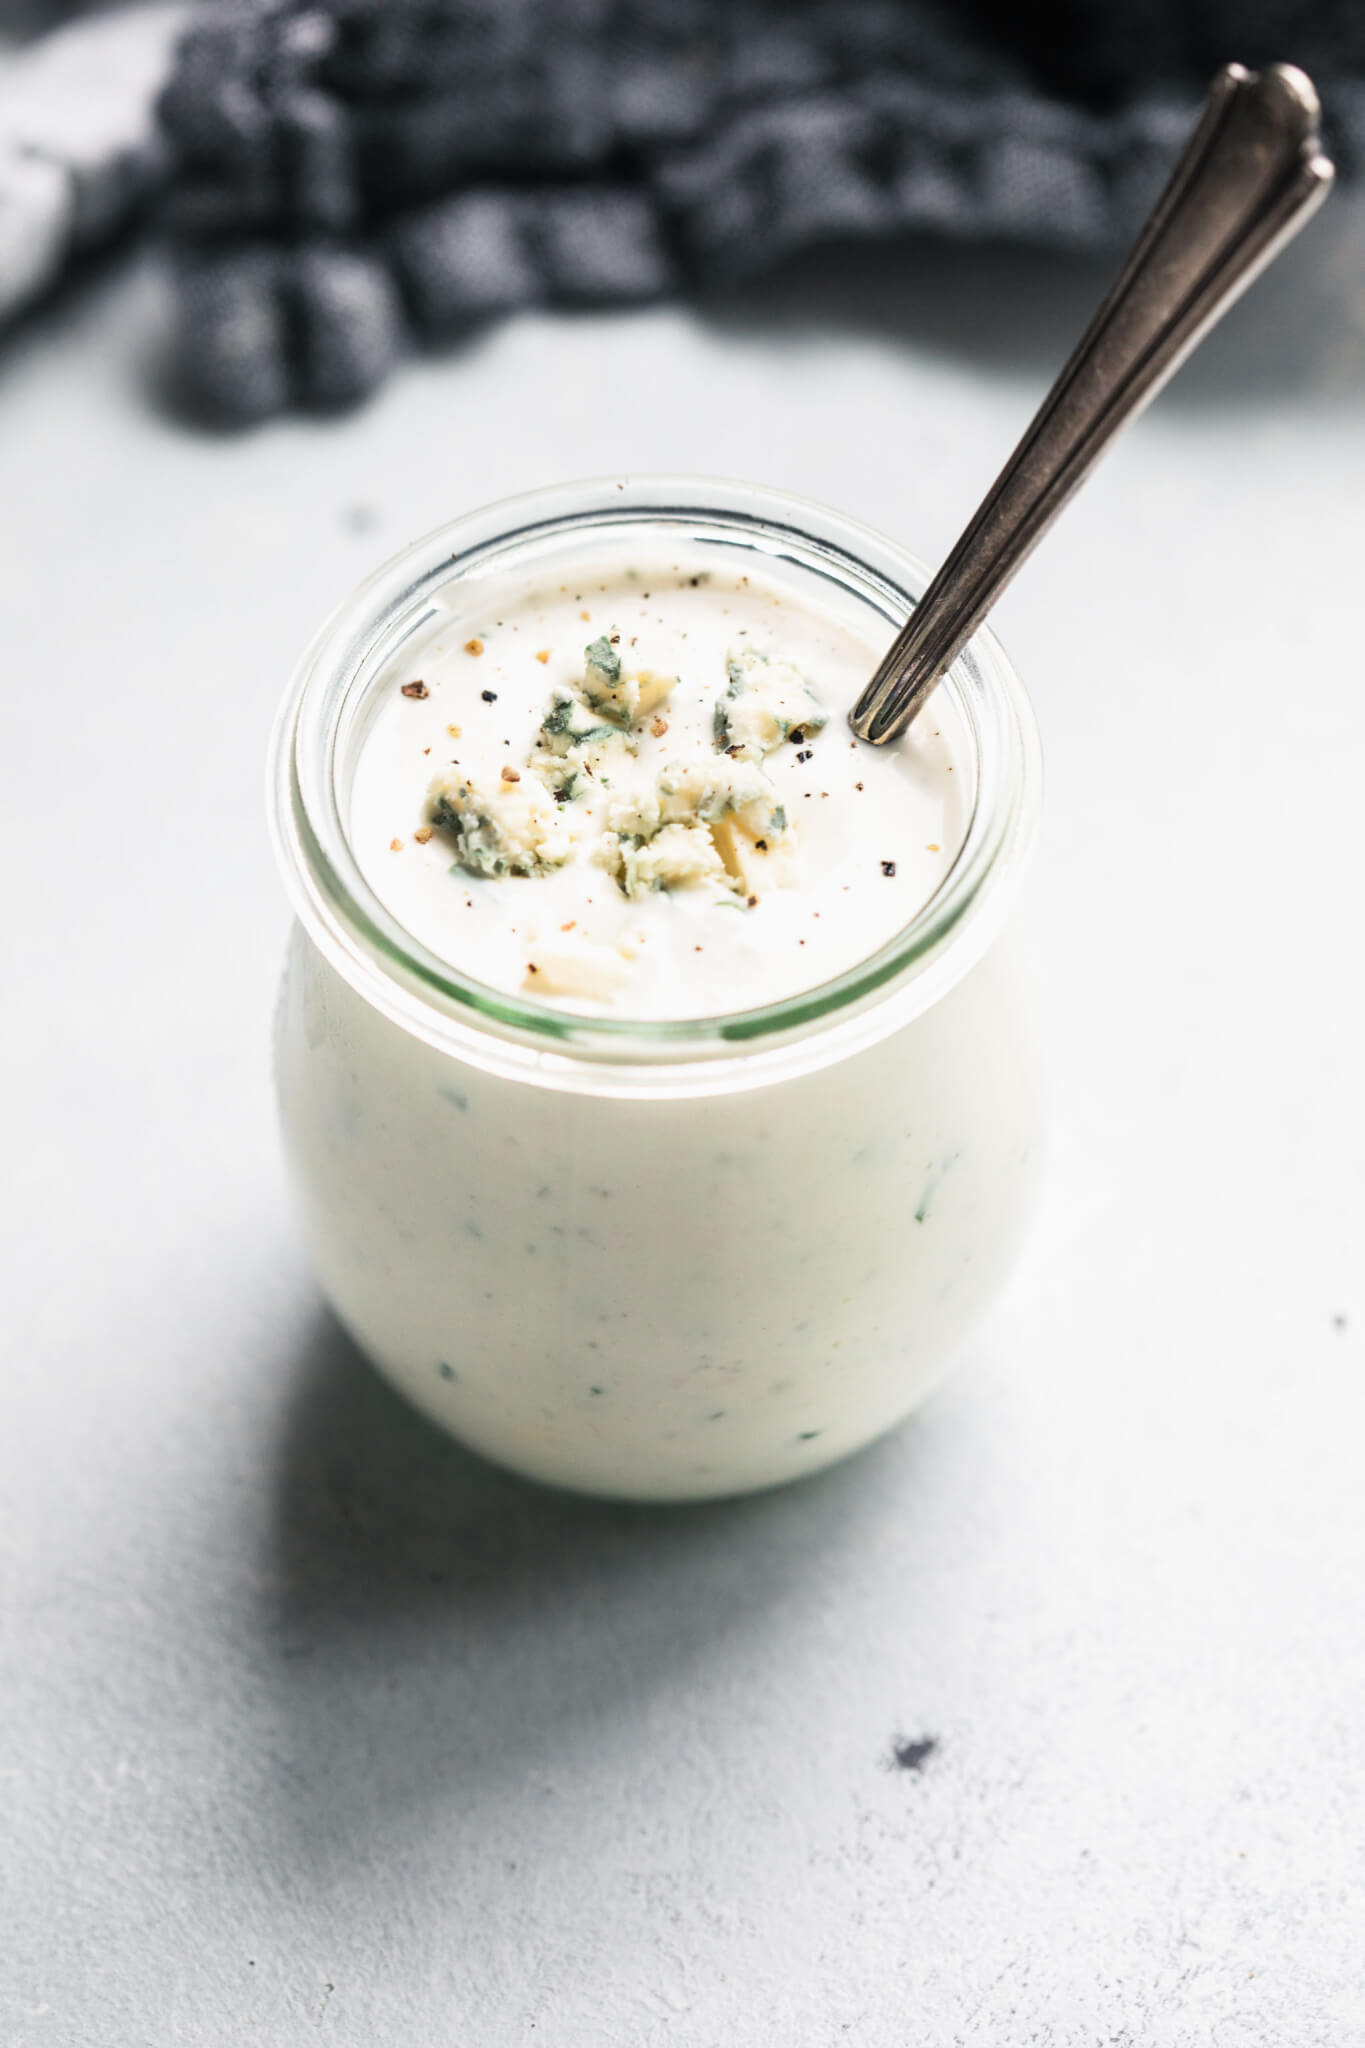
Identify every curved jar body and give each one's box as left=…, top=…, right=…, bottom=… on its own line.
left=270, top=479, right=1045, bottom=1501
left=276, top=929, right=1042, bottom=1499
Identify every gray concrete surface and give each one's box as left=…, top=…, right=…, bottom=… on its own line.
left=2, top=203, right=1364, bottom=2044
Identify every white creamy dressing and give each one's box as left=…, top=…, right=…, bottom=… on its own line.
left=274, top=514, right=1043, bottom=1500
left=277, top=930, right=1044, bottom=1500
left=349, top=553, right=969, bottom=1015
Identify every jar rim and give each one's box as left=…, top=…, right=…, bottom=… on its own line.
left=269, top=475, right=1041, bottom=1090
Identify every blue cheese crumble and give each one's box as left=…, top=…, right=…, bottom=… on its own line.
left=580, top=634, right=677, bottom=726
left=715, top=646, right=829, bottom=758
left=426, top=630, right=826, bottom=987
left=428, top=768, right=575, bottom=878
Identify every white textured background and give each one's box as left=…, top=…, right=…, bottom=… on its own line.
left=2, top=196, right=1364, bottom=2044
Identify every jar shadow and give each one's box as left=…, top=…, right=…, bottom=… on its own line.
left=254, top=1305, right=916, bottom=1865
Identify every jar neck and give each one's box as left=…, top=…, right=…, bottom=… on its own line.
left=270, top=477, right=1041, bottom=1087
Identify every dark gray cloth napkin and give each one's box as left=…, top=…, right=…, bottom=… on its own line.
left=158, top=0, right=1365, bottom=420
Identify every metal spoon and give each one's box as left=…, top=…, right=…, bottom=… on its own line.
left=850, top=62, right=1334, bottom=745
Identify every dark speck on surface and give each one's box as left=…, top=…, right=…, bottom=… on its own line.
left=436, top=1362, right=457, bottom=1382
left=1333, top=1312, right=1349, bottom=1330
left=344, top=504, right=377, bottom=533
left=797, top=1429, right=823, bottom=1441
left=891, top=1734, right=939, bottom=1773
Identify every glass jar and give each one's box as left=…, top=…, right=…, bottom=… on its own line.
left=270, top=477, right=1044, bottom=1501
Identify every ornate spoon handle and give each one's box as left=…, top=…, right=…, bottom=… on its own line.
left=850, top=63, right=1334, bottom=745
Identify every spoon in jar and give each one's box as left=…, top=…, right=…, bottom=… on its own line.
left=850, top=62, right=1334, bottom=745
